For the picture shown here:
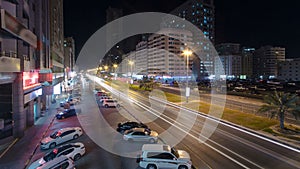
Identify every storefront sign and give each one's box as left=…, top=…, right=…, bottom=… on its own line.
left=0, top=9, right=37, bottom=48
left=23, top=72, right=39, bottom=89
left=24, top=88, right=42, bottom=104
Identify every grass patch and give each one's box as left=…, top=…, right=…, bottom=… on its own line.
left=165, top=92, right=183, bottom=102
left=262, top=128, right=277, bottom=135
left=164, top=91, right=278, bottom=131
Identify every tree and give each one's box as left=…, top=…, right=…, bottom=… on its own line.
left=259, top=91, right=300, bottom=129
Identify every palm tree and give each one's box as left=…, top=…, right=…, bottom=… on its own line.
left=259, top=91, right=300, bottom=129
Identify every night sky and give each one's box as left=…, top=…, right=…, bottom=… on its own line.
left=64, top=0, right=300, bottom=59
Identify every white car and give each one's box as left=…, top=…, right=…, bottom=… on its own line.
left=102, top=99, right=120, bottom=108
left=40, top=127, right=83, bottom=149
left=36, top=155, right=74, bottom=169
left=29, top=142, right=85, bottom=169
left=123, top=128, right=158, bottom=143
left=98, top=96, right=111, bottom=102
left=137, top=144, right=192, bottom=169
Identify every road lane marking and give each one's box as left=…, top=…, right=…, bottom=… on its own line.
left=89, top=75, right=299, bottom=169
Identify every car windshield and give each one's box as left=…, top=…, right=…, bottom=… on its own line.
left=50, top=130, right=62, bottom=139
left=124, top=129, right=133, bottom=135
left=50, top=132, right=58, bottom=139
left=171, top=147, right=180, bottom=158
left=43, top=150, right=57, bottom=161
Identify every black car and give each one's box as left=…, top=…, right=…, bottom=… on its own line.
left=116, top=121, right=148, bottom=133
left=56, top=109, right=76, bottom=119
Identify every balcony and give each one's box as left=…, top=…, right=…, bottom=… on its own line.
left=0, top=51, right=30, bottom=72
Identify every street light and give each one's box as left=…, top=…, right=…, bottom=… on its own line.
left=128, top=60, right=134, bottom=84
left=104, top=65, right=108, bottom=71
left=113, top=64, right=118, bottom=80
left=183, top=49, right=193, bottom=103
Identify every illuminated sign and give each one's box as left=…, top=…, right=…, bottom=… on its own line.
left=23, top=72, right=39, bottom=89
left=53, top=84, right=61, bottom=95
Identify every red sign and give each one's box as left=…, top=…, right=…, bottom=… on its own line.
left=23, top=72, right=39, bottom=89
left=39, top=73, right=53, bottom=83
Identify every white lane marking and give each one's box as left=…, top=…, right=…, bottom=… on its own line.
left=88, top=75, right=299, bottom=168
left=150, top=96, right=300, bottom=154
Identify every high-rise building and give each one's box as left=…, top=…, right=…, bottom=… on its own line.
left=147, top=28, right=193, bottom=78
left=135, top=41, right=148, bottom=75
left=215, top=43, right=240, bottom=55
left=49, top=0, right=64, bottom=73
left=64, top=37, right=75, bottom=73
left=241, top=47, right=255, bottom=78
left=253, top=46, right=285, bottom=79
left=162, top=0, right=215, bottom=79
left=215, top=55, right=242, bottom=78
left=278, top=58, right=300, bottom=81
left=119, top=51, right=135, bottom=77
left=104, top=7, right=124, bottom=66
left=0, top=0, right=49, bottom=139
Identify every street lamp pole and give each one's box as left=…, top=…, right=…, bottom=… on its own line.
left=183, top=49, right=192, bottom=103
left=113, top=64, right=118, bottom=80
left=128, top=60, right=134, bottom=84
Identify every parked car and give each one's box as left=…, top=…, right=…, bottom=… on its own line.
left=123, top=128, right=158, bottom=143
left=117, top=121, right=148, bottom=133
left=56, top=109, right=77, bottom=119
left=137, top=144, right=192, bottom=169
left=102, top=99, right=120, bottom=108
left=29, top=142, right=85, bottom=169
left=97, top=91, right=108, bottom=97
left=98, top=96, right=111, bottom=102
left=60, top=98, right=80, bottom=107
left=36, top=155, right=75, bottom=169
left=40, top=127, right=83, bottom=149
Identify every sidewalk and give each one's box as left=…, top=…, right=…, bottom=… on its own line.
left=0, top=99, right=61, bottom=169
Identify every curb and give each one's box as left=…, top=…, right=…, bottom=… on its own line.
left=23, top=108, right=57, bottom=169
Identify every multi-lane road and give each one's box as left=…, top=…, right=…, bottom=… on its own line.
left=27, top=75, right=299, bottom=169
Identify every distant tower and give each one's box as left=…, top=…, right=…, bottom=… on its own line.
left=253, top=46, right=285, bottom=79
left=104, top=7, right=124, bottom=66
left=162, top=0, right=215, bottom=80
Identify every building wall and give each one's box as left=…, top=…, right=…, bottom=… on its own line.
left=64, top=37, right=75, bottom=72
left=278, top=58, right=300, bottom=81
left=49, top=0, right=64, bottom=73
left=0, top=0, right=51, bottom=140
left=135, top=41, right=148, bottom=75
left=253, top=46, right=285, bottom=79
left=162, top=0, right=215, bottom=77
left=241, top=47, right=255, bottom=78
left=147, top=28, right=193, bottom=77
left=215, top=55, right=242, bottom=78
left=216, top=43, right=240, bottom=55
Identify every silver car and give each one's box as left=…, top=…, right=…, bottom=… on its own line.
left=40, top=127, right=83, bottom=149
left=123, top=128, right=158, bottom=143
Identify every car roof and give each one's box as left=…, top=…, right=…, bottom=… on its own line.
left=130, top=128, right=146, bottom=132
left=37, top=156, right=70, bottom=168
left=123, top=121, right=139, bottom=125
left=58, top=127, right=80, bottom=132
left=142, top=144, right=171, bottom=152
left=104, top=99, right=117, bottom=101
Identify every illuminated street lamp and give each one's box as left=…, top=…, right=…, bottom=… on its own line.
left=113, top=64, right=118, bottom=80
left=104, top=65, right=108, bottom=71
left=128, top=60, right=134, bottom=84
left=182, top=49, right=193, bottom=103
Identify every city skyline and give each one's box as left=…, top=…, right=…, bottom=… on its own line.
left=64, top=0, right=300, bottom=59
